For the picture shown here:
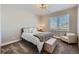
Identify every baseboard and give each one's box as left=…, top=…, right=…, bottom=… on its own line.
left=1, top=39, right=21, bottom=47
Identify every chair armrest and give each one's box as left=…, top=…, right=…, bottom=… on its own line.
left=68, top=35, right=78, bottom=43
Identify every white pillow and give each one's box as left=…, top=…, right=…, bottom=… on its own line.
left=33, top=28, right=37, bottom=32
left=23, top=27, right=38, bottom=33
left=23, top=28, right=29, bottom=33
left=29, top=28, right=37, bottom=33
left=29, top=28, right=34, bottom=33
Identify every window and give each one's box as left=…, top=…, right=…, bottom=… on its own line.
left=49, top=14, right=69, bottom=31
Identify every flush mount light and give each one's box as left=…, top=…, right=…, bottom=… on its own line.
left=37, top=4, right=48, bottom=9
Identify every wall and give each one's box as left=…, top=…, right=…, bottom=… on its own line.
left=78, top=5, right=79, bottom=47
left=1, top=5, right=39, bottom=44
left=38, top=16, right=48, bottom=31
left=40, top=7, right=77, bottom=34
left=0, top=5, right=1, bottom=53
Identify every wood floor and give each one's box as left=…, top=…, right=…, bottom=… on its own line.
left=1, top=39, right=79, bottom=54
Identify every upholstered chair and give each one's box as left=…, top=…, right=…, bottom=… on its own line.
left=61, top=33, right=78, bottom=43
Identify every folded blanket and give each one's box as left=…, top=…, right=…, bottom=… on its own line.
left=34, top=32, right=53, bottom=42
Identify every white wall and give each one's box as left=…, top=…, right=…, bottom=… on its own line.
left=1, top=5, right=39, bottom=44
left=78, top=5, right=79, bottom=47
left=39, top=7, right=77, bottom=34
left=0, top=5, right=1, bottom=53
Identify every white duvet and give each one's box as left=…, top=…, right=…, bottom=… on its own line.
left=21, top=32, right=44, bottom=53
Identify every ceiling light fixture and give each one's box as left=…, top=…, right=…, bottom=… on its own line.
left=37, top=4, right=48, bottom=9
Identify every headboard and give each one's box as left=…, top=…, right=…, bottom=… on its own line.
left=21, top=27, right=37, bottom=34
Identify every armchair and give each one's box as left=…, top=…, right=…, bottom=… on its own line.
left=61, top=33, right=78, bottom=43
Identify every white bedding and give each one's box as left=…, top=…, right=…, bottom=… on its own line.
left=21, top=32, right=44, bottom=53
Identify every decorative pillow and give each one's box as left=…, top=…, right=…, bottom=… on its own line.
left=29, top=28, right=34, bottom=33
left=23, top=27, right=37, bottom=33
left=34, top=32, right=53, bottom=42
left=29, top=27, right=37, bottom=33
left=23, top=28, right=29, bottom=33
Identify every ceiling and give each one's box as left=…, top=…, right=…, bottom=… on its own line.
left=25, top=4, right=76, bottom=16
left=4, top=4, right=76, bottom=16
left=23, top=4, right=76, bottom=15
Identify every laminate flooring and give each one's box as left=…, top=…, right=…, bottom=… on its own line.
left=1, top=39, right=79, bottom=54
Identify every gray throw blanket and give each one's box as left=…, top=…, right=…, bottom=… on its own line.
left=33, top=32, right=53, bottom=42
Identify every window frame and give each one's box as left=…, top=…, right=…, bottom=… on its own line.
left=49, top=14, right=70, bottom=31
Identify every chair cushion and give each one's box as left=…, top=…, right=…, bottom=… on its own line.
left=66, top=33, right=76, bottom=36
left=61, top=36, right=69, bottom=42
left=62, top=36, right=68, bottom=39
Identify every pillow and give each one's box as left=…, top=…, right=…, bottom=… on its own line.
left=33, top=28, right=37, bottom=32
left=29, top=28, right=38, bottom=33
left=23, top=28, right=29, bottom=33
left=29, top=28, right=34, bottom=33
left=23, top=27, right=37, bottom=33
left=34, top=32, right=53, bottom=42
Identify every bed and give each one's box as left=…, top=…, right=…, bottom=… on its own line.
left=21, top=27, right=53, bottom=53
